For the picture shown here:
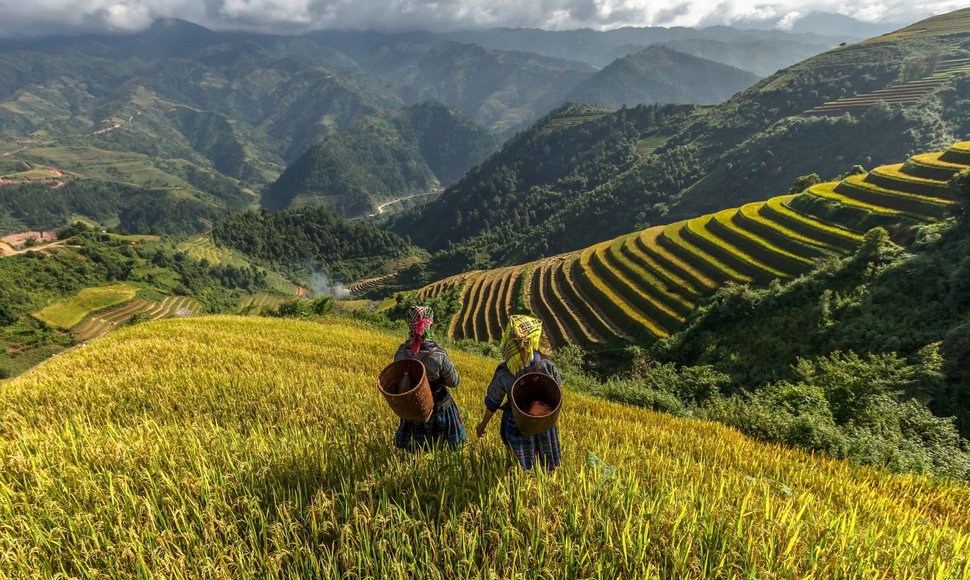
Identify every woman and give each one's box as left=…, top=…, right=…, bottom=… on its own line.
left=392, top=305, right=466, bottom=451
left=475, top=314, right=562, bottom=472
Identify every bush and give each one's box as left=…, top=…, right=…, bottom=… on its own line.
left=593, top=379, right=690, bottom=417
left=126, top=312, right=150, bottom=326
left=705, top=382, right=849, bottom=457
left=264, top=296, right=334, bottom=319
left=0, top=303, right=15, bottom=326
left=948, top=168, right=970, bottom=222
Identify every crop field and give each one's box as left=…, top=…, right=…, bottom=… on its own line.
left=0, top=316, right=967, bottom=577
left=834, top=174, right=954, bottom=219
left=416, top=141, right=969, bottom=348
left=16, top=146, right=189, bottom=189
left=71, top=295, right=202, bottom=342
left=177, top=236, right=298, bottom=296
left=865, top=164, right=953, bottom=198
left=347, top=256, right=423, bottom=296
left=33, top=283, right=138, bottom=329
left=177, top=236, right=252, bottom=268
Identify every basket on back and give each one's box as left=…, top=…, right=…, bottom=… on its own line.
left=510, top=372, right=563, bottom=436
left=378, top=358, right=434, bottom=423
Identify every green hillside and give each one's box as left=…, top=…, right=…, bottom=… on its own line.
left=261, top=103, right=500, bottom=217
left=210, top=206, right=418, bottom=284
left=565, top=46, right=760, bottom=107
left=0, top=227, right=300, bottom=378
left=417, top=143, right=965, bottom=346
left=411, top=142, right=970, bottom=449
left=391, top=9, right=970, bottom=276
left=387, top=102, right=696, bottom=261
left=0, top=315, right=967, bottom=576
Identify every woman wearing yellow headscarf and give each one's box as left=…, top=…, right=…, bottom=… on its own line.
left=475, top=315, right=562, bottom=472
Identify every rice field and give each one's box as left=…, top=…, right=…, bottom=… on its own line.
left=33, top=283, right=138, bottom=329
left=71, top=295, right=202, bottom=342
left=178, top=236, right=299, bottom=296
left=413, top=142, right=967, bottom=349
left=0, top=315, right=967, bottom=577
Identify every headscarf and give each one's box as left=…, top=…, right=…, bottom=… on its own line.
left=406, top=305, right=434, bottom=355
left=501, top=315, right=542, bottom=376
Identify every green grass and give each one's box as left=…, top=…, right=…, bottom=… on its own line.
left=1, top=316, right=968, bottom=577
left=21, top=146, right=190, bottom=189
left=33, top=283, right=138, bottom=329
left=177, top=236, right=297, bottom=297
left=635, top=136, right=669, bottom=155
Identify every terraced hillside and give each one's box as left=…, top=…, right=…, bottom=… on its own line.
left=178, top=235, right=304, bottom=297
left=800, top=57, right=970, bottom=117
left=72, top=296, right=202, bottom=342
left=417, top=142, right=967, bottom=348
left=346, top=256, right=423, bottom=296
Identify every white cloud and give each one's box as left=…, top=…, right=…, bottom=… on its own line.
left=0, top=0, right=963, bottom=36
left=776, top=10, right=803, bottom=30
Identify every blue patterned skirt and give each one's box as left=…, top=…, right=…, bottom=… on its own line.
left=499, top=409, right=561, bottom=472
left=394, top=402, right=467, bottom=452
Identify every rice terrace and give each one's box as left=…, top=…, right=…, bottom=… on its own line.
left=1, top=4, right=970, bottom=579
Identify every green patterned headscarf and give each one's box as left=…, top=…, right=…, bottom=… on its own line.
left=406, top=305, right=434, bottom=355
left=501, top=315, right=542, bottom=375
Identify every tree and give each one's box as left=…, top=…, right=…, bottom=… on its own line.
left=948, top=168, right=970, bottom=222
left=0, top=302, right=15, bottom=326
left=789, top=173, right=821, bottom=194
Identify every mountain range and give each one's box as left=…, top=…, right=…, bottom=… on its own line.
left=0, top=16, right=859, bottom=228
left=388, top=8, right=970, bottom=276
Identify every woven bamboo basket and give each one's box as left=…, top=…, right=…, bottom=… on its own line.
left=510, top=372, right=563, bottom=436
left=378, top=358, right=434, bottom=423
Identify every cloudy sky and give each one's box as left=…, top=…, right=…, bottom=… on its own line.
left=0, top=0, right=966, bottom=37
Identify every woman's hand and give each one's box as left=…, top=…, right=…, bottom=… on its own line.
left=476, top=408, right=495, bottom=438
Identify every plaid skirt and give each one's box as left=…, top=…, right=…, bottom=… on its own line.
left=500, top=410, right=561, bottom=472
left=394, top=402, right=467, bottom=452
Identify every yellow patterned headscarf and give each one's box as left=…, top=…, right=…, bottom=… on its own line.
left=501, top=315, right=542, bottom=376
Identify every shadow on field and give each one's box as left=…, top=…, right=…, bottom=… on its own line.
left=235, top=434, right=514, bottom=532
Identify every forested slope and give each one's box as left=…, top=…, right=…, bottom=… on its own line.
left=390, top=8, right=970, bottom=278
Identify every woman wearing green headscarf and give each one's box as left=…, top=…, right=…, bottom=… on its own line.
left=392, top=305, right=466, bottom=451
left=475, top=315, right=562, bottom=472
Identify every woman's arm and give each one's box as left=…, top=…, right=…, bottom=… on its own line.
left=475, top=408, right=495, bottom=438
left=477, top=367, right=506, bottom=437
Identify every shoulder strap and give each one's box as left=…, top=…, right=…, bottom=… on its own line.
left=417, top=346, right=438, bottom=363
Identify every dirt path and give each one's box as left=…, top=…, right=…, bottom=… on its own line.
left=0, top=238, right=68, bottom=258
